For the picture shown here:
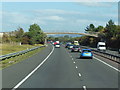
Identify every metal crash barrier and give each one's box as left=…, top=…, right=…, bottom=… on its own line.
left=81, top=46, right=120, bottom=64
left=0, top=45, right=45, bottom=61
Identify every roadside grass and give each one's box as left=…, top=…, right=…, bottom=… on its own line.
left=0, top=43, right=43, bottom=55
left=0, top=46, right=46, bottom=70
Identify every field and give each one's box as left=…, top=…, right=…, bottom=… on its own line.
left=0, top=43, right=43, bottom=55
left=0, top=43, right=46, bottom=69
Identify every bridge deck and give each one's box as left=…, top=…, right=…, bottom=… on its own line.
left=44, top=32, right=98, bottom=37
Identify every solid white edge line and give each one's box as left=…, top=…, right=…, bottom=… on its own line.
left=83, top=86, right=87, bottom=90
left=93, top=56, right=120, bottom=72
left=12, top=45, right=54, bottom=90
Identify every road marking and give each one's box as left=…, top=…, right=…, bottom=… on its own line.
left=78, top=73, right=82, bottom=77
left=72, top=58, right=73, bottom=60
left=65, top=48, right=73, bottom=59
left=65, top=49, right=71, bottom=57
left=93, top=56, right=120, bottom=72
left=73, top=61, right=75, bottom=63
left=83, top=86, right=87, bottom=90
left=12, top=45, right=54, bottom=90
left=75, top=66, right=78, bottom=68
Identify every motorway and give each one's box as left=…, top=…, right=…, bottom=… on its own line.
left=2, top=44, right=119, bottom=89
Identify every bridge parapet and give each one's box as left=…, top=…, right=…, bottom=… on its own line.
left=44, top=32, right=98, bottom=37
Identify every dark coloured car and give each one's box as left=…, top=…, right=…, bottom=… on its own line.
left=65, top=44, right=70, bottom=48
left=71, top=45, right=81, bottom=52
left=65, top=42, right=71, bottom=48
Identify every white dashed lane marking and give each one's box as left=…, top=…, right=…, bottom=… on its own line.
left=78, top=73, right=82, bottom=77
left=83, top=86, right=87, bottom=90
left=75, top=66, right=78, bottom=69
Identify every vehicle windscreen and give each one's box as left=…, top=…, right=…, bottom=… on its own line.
left=82, top=50, right=91, bottom=52
left=73, top=46, right=79, bottom=48
left=99, top=45, right=105, bottom=47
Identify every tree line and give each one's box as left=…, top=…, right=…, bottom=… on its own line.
left=47, top=19, right=120, bottom=49
left=2, top=24, right=46, bottom=45
left=79, top=19, right=120, bottom=49
left=4, top=20, right=119, bottom=49
left=73, top=20, right=120, bottom=49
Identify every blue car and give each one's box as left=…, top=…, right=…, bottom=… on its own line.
left=80, top=49, right=93, bottom=59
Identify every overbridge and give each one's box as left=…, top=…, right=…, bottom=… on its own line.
left=44, top=32, right=98, bottom=37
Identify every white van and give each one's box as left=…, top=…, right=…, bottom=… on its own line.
left=97, top=42, right=106, bottom=51
left=55, top=44, right=60, bottom=48
left=56, top=41, right=60, bottom=44
left=74, top=41, right=79, bottom=45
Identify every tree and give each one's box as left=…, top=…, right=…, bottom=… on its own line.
left=95, top=26, right=104, bottom=32
left=16, top=27, right=24, bottom=39
left=104, top=19, right=116, bottom=38
left=29, top=24, right=42, bottom=32
left=47, top=36, right=55, bottom=41
left=85, top=24, right=95, bottom=33
left=26, top=23, right=46, bottom=45
left=21, top=32, right=30, bottom=44
left=83, top=19, right=119, bottom=49
left=2, top=33, right=11, bottom=43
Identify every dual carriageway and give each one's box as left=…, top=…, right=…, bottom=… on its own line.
left=2, top=43, right=120, bottom=89
left=1, top=32, right=120, bottom=89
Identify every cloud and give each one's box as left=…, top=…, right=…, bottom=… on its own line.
left=44, top=16, right=64, bottom=21
left=81, top=2, right=112, bottom=7
left=31, top=18, right=46, bottom=25
left=3, top=12, right=31, bottom=24
left=1, top=0, right=119, bottom=2
left=30, top=16, right=64, bottom=25
left=3, top=10, right=65, bottom=26
left=34, top=8, right=117, bottom=21
left=34, top=9, right=81, bottom=15
left=76, top=2, right=115, bottom=7
left=76, top=19, right=107, bottom=26
left=2, top=6, right=118, bottom=32
left=0, top=11, right=2, bottom=23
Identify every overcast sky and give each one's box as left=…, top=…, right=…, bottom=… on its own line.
left=1, top=2, right=118, bottom=33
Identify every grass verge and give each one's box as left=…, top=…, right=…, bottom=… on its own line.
left=0, top=46, right=46, bottom=70
left=1, top=43, right=43, bottom=55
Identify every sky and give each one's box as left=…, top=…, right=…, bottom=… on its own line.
left=1, top=2, right=118, bottom=33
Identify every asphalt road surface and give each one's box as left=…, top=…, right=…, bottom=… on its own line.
left=81, top=46, right=120, bottom=57
left=2, top=44, right=119, bottom=89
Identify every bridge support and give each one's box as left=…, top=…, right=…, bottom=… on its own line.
left=44, top=38, right=47, bottom=46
